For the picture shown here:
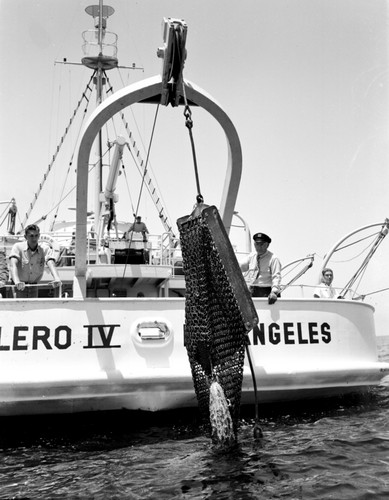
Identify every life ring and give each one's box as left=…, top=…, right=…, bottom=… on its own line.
left=39, top=234, right=61, bottom=263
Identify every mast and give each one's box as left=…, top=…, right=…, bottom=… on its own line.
left=82, top=1, right=118, bottom=239
left=22, top=3, right=176, bottom=237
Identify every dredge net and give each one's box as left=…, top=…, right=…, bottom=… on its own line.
left=177, top=206, right=257, bottom=438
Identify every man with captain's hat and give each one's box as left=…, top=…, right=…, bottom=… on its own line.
left=239, top=232, right=282, bottom=304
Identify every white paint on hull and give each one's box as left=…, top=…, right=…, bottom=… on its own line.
left=0, top=297, right=387, bottom=415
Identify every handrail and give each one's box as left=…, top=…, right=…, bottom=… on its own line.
left=1, top=282, right=63, bottom=297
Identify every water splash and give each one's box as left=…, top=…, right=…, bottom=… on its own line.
left=209, top=379, right=236, bottom=448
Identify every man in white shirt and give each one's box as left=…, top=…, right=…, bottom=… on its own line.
left=9, top=224, right=62, bottom=298
left=125, top=215, right=149, bottom=242
left=240, top=232, right=282, bottom=304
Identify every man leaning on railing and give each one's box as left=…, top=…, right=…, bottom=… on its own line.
left=9, top=224, right=62, bottom=298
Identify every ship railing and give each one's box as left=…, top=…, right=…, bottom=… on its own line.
left=53, top=230, right=182, bottom=269
left=0, top=282, right=63, bottom=299
left=81, top=29, right=118, bottom=59
left=274, top=284, right=358, bottom=300
left=147, top=233, right=183, bottom=272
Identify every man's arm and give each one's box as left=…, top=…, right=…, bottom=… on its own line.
left=46, top=259, right=62, bottom=288
left=9, top=257, right=25, bottom=290
left=0, top=252, right=8, bottom=287
left=239, top=258, right=249, bottom=273
left=268, top=256, right=282, bottom=304
left=270, top=257, right=282, bottom=294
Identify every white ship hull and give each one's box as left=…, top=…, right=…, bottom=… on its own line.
left=1, top=9, right=388, bottom=419
left=0, top=297, right=387, bottom=416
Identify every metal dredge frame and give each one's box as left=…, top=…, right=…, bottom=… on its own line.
left=178, top=206, right=258, bottom=433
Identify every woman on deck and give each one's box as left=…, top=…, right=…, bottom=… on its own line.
left=313, top=268, right=339, bottom=299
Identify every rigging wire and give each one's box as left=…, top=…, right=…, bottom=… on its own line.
left=119, top=163, right=136, bottom=217
left=282, top=261, right=305, bottom=279
left=281, top=258, right=314, bottom=292
left=104, top=72, right=174, bottom=235
left=122, top=104, right=161, bottom=277
left=357, top=287, right=389, bottom=299
left=0, top=202, right=11, bottom=228
left=49, top=83, right=94, bottom=231
left=335, top=231, right=381, bottom=253
left=338, top=224, right=389, bottom=298
left=329, top=239, right=377, bottom=264
left=347, top=265, right=368, bottom=299
left=26, top=153, right=108, bottom=230
left=133, top=105, right=160, bottom=218
left=21, top=74, right=95, bottom=232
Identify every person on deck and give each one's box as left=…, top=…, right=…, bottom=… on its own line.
left=9, top=224, right=62, bottom=298
left=313, top=268, right=339, bottom=299
left=0, top=250, right=9, bottom=298
left=125, top=216, right=149, bottom=242
left=240, top=232, right=282, bottom=304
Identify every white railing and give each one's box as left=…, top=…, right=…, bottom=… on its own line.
left=81, top=29, right=118, bottom=59
left=48, top=230, right=182, bottom=271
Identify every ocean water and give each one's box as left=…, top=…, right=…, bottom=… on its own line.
left=1, top=338, right=388, bottom=500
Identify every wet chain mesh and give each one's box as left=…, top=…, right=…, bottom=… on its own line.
left=178, top=212, right=248, bottom=432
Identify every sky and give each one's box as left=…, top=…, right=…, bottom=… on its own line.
left=0, top=0, right=388, bottom=333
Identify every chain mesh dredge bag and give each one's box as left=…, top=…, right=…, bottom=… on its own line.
left=177, top=205, right=257, bottom=445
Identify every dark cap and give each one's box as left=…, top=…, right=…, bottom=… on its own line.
left=253, top=232, right=271, bottom=243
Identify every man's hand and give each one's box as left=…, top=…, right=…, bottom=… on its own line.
left=15, top=281, right=26, bottom=291
left=268, top=292, right=278, bottom=304
left=51, top=280, right=62, bottom=289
